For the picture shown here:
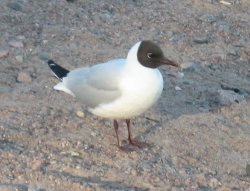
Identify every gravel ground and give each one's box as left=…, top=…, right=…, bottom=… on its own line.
left=1, top=0, right=250, bottom=190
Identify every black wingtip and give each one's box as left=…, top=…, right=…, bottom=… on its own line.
left=48, top=60, right=69, bottom=80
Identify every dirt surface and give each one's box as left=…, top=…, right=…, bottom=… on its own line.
left=1, top=0, right=250, bottom=190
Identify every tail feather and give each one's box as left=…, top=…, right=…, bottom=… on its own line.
left=48, top=60, right=69, bottom=80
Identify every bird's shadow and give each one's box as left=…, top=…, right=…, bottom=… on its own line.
left=133, top=63, right=250, bottom=146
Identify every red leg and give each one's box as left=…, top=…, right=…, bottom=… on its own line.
left=126, top=119, right=147, bottom=148
left=114, top=120, right=120, bottom=147
left=114, top=120, right=134, bottom=151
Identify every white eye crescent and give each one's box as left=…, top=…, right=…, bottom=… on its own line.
left=147, top=53, right=152, bottom=58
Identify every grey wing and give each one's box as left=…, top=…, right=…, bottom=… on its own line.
left=64, top=59, right=125, bottom=108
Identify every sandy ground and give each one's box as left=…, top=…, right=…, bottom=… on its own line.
left=0, top=0, right=250, bottom=190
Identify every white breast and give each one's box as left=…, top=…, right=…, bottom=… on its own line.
left=90, top=64, right=164, bottom=119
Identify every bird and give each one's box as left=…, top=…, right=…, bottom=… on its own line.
left=47, top=40, right=179, bottom=150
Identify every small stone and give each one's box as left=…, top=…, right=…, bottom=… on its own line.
left=175, top=86, right=182, bottom=91
left=8, top=39, right=24, bottom=48
left=42, top=40, right=48, bottom=44
left=31, top=160, right=42, bottom=170
left=39, top=51, right=49, bottom=61
left=15, top=55, right=23, bottom=63
left=90, top=131, right=96, bottom=137
left=246, top=164, right=250, bottom=176
left=99, top=13, right=111, bottom=22
left=169, top=72, right=184, bottom=78
left=196, top=174, right=207, bottom=187
left=218, top=89, right=245, bottom=106
left=152, top=176, right=161, bottom=184
left=76, top=111, right=85, bottom=118
left=208, top=178, right=219, bottom=188
left=0, top=50, right=9, bottom=58
left=17, top=72, right=32, bottom=83
left=16, top=35, right=26, bottom=40
left=32, top=122, right=39, bottom=128
left=178, top=168, right=187, bottom=176
left=227, top=48, right=237, bottom=56
left=193, top=36, right=210, bottom=44
left=68, top=150, right=80, bottom=157
left=217, top=186, right=231, bottom=191
left=232, top=40, right=245, bottom=47
left=130, top=169, right=137, bottom=176
left=7, top=2, right=22, bottom=12
left=216, top=20, right=230, bottom=32
left=198, top=14, right=218, bottom=23
left=177, top=72, right=184, bottom=78
left=171, top=156, right=179, bottom=166
left=214, top=115, right=225, bottom=122
left=180, top=62, right=199, bottom=72
left=220, top=0, right=232, bottom=5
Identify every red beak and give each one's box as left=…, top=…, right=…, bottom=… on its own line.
left=160, top=57, right=179, bottom=67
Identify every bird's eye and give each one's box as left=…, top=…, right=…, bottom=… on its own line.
left=147, top=53, right=153, bottom=59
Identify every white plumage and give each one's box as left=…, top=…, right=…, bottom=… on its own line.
left=48, top=40, right=178, bottom=149
left=54, top=41, right=163, bottom=119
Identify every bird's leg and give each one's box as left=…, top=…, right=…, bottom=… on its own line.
left=126, top=119, right=133, bottom=144
left=113, top=120, right=121, bottom=147
left=114, top=119, right=134, bottom=151
left=126, top=119, right=147, bottom=148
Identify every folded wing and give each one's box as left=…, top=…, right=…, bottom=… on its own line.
left=54, top=59, right=125, bottom=108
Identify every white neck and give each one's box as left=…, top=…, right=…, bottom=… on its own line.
left=126, top=41, right=141, bottom=62
left=125, top=41, right=158, bottom=73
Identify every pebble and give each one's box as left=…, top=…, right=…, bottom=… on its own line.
left=170, top=72, right=184, bottom=78
left=8, top=39, right=24, bottom=48
left=220, top=0, right=231, bottom=5
left=218, top=89, right=245, bottom=106
left=130, top=169, right=137, bottom=176
left=232, top=40, right=245, bottom=47
left=216, top=20, right=230, bottom=32
left=171, top=156, right=179, bottom=166
left=175, top=86, right=182, bottom=91
left=198, top=14, right=218, bottom=23
left=39, top=51, right=49, bottom=61
left=177, top=72, right=184, bottom=78
left=16, top=35, right=26, bottom=40
left=7, top=2, right=22, bottom=12
left=42, top=40, right=48, bottom=44
left=68, top=150, right=80, bottom=157
left=180, top=62, right=199, bottom=72
left=208, top=177, right=220, bottom=188
left=227, top=48, right=237, bottom=56
left=214, top=115, right=225, bottom=122
left=17, top=72, right=32, bottom=83
left=0, top=50, right=9, bottom=58
left=31, top=160, right=42, bottom=170
left=90, top=131, right=96, bottom=137
left=246, top=164, right=250, bottom=176
left=15, top=55, right=23, bottom=63
left=76, top=111, right=85, bottom=118
left=99, top=13, right=111, bottom=22
left=196, top=174, right=207, bottom=187
left=193, top=36, right=210, bottom=44
left=217, top=186, right=231, bottom=191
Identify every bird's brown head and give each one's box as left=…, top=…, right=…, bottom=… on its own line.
left=137, top=40, right=179, bottom=69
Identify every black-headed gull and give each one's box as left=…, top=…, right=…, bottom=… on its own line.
left=48, top=40, right=179, bottom=150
